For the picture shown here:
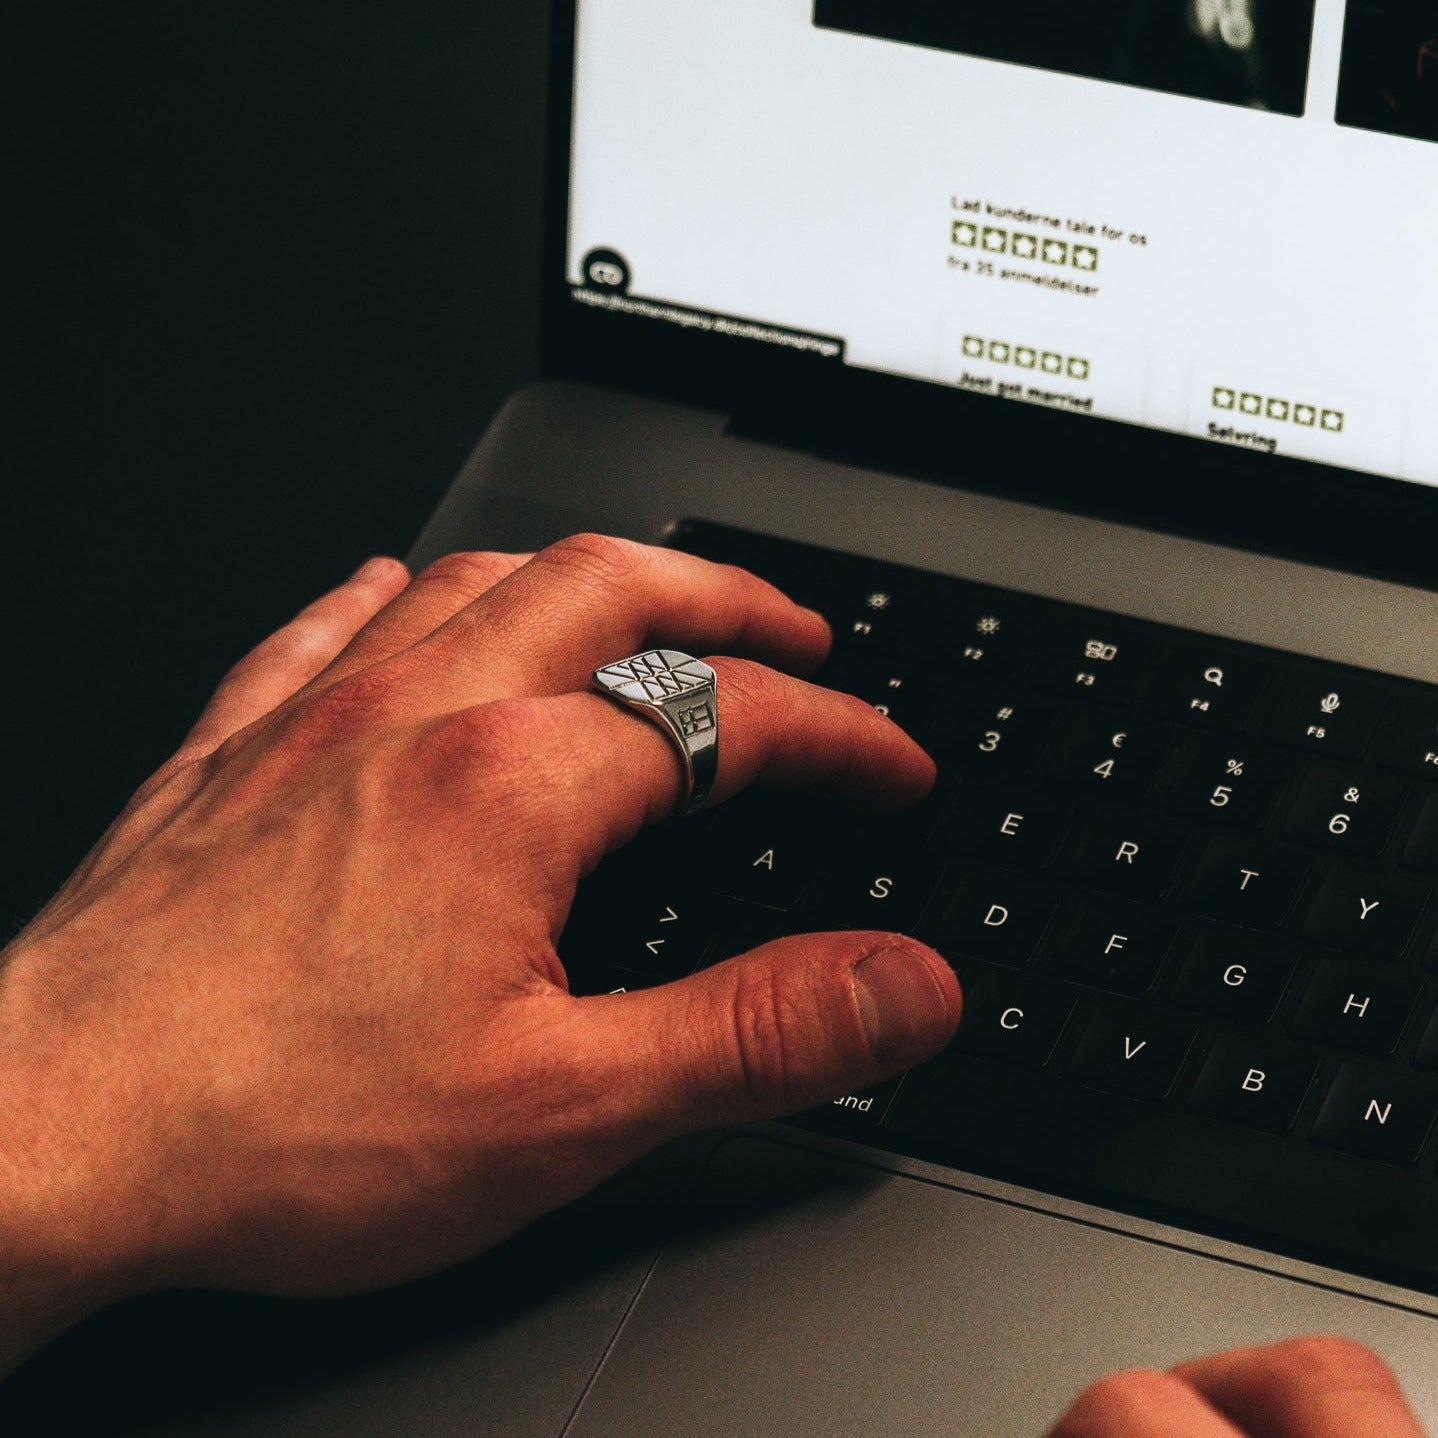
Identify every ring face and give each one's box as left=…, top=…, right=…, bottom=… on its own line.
left=592, top=650, right=718, bottom=814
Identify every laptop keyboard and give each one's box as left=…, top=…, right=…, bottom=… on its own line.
left=559, top=520, right=1438, bottom=1292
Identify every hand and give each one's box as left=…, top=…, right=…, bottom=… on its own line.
left=0, top=536, right=960, bottom=1373
left=1048, top=1336, right=1426, bottom=1436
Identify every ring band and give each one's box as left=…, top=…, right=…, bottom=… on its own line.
left=592, top=650, right=719, bottom=815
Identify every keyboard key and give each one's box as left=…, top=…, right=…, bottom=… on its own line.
left=944, top=789, right=1072, bottom=871
left=1029, top=622, right=1155, bottom=704
left=1053, top=899, right=1175, bottom=997
left=1067, top=1003, right=1197, bottom=1101
left=925, top=689, right=1050, bottom=778
left=1312, top=1064, right=1438, bottom=1166
left=1301, top=869, right=1430, bottom=958
left=821, top=661, right=935, bottom=733
left=1372, top=696, right=1438, bottom=780
left=1259, top=672, right=1388, bottom=759
left=927, top=872, right=1059, bottom=968
left=807, top=1076, right=905, bottom=1130
left=561, top=884, right=713, bottom=981
left=1188, top=1036, right=1318, bottom=1134
left=1401, top=793, right=1438, bottom=873
left=1412, top=1007, right=1438, bottom=1072
left=1291, top=960, right=1421, bottom=1057
left=812, top=851, right=941, bottom=934
left=1186, top=838, right=1310, bottom=930
left=1144, top=641, right=1271, bottom=728
left=1067, top=811, right=1187, bottom=900
left=1280, top=769, right=1406, bottom=858
left=700, top=896, right=794, bottom=966
left=936, top=594, right=1035, bottom=678
left=1169, top=928, right=1296, bottom=1024
left=1162, top=736, right=1288, bottom=832
left=949, top=967, right=1075, bottom=1067
left=702, top=796, right=822, bottom=910
left=1038, top=708, right=1168, bottom=801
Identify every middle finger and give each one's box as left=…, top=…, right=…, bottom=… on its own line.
left=509, top=655, right=936, bottom=879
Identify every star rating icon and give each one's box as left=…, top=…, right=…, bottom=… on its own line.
left=1012, top=233, right=1038, bottom=260
left=1072, top=245, right=1099, bottom=272
left=1041, top=239, right=1068, bottom=265
left=962, top=335, right=984, bottom=358
left=1068, top=358, right=1091, bottom=381
left=1239, top=393, right=1262, bottom=416
left=982, top=227, right=1008, bottom=253
left=1294, top=405, right=1316, bottom=427
left=952, top=221, right=978, bottom=248
left=1321, top=410, right=1344, bottom=432
left=1212, top=388, right=1235, bottom=410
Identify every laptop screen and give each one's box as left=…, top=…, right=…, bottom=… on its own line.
left=566, top=1, right=1438, bottom=490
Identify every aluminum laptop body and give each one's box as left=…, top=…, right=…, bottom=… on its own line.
left=13, top=3, right=1438, bottom=1433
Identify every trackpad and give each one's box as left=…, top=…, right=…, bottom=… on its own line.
left=568, top=1136, right=1438, bottom=1437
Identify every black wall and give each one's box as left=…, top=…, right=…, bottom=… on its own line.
left=8, top=2, right=548, bottom=931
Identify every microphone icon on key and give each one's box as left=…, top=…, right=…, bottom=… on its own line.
left=1320, top=693, right=1342, bottom=715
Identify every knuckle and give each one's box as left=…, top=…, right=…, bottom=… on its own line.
left=415, top=550, right=516, bottom=600
left=433, top=698, right=541, bottom=764
left=285, top=667, right=399, bottom=749
left=725, top=964, right=801, bottom=1105
left=711, top=656, right=781, bottom=714
left=1054, top=1370, right=1180, bottom=1435
left=1265, top=1335, right=1404, bottom=1400
left=413, top=701, right=559, bottom=807
left=537, top=532, right=646, bottom=593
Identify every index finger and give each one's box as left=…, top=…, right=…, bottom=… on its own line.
left=385, top=534, right=832, bottom=716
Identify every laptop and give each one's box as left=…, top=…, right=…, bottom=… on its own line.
left=19, top=1, right=1438, bottom=1433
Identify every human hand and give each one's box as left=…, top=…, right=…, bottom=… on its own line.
left=0, top=536, right=960, bottom=1371
left=1047, top=1336, right=1426, bottom=1436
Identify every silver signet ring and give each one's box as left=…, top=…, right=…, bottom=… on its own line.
left=592, top=650, right=719, bottom=815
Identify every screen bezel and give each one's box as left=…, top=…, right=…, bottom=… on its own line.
left=538, top=0, right=1438, bottom=592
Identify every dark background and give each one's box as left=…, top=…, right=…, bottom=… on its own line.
left=7, top=1, right=549, bottom=935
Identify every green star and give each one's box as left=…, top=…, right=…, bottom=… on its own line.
left=952, top=222, right=978, bottom=248
left=1041, top=352, right=1062, bottom=374
left=982, top=227, right=1009, bottom=253
left=1212, top=388, right=1235, bottom=410
left=1239, top=393, right=1261, bottom=415
left=1011, top=233, right=1038, bottom=260
left=1041, top=239, right=1069, bottom=266
left=1266, top=398, right=1290, bottom=422
left=1067, top=357, right=1091, bottom=381
left=1015, top=347, right=1037, bottom=369
left=1321, top=410, right=1344, bottom=432
left=962, top=335, right=984, bottom=358
left=1294, top=404, right=1316, bottom=426
left=1072, top=245, right=1099, bottom=272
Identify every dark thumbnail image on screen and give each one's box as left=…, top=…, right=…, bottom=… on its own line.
left=814, top=0, right=1317, bottom=116
left=1337, top=0, right=1438, bottom=143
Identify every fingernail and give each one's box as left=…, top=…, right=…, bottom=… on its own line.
left=350, top=556, right=393, bottom=584
left=852, top=946, right=956, bottom=1066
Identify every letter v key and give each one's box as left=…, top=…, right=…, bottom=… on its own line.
left=1123, top=1036, right=1147, bottom=1060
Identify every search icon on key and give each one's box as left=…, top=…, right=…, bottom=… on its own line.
left=1204, top=667, right=1225, bottom=687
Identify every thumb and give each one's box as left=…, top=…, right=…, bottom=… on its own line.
left=582, top=932, right=961, bottom=1137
